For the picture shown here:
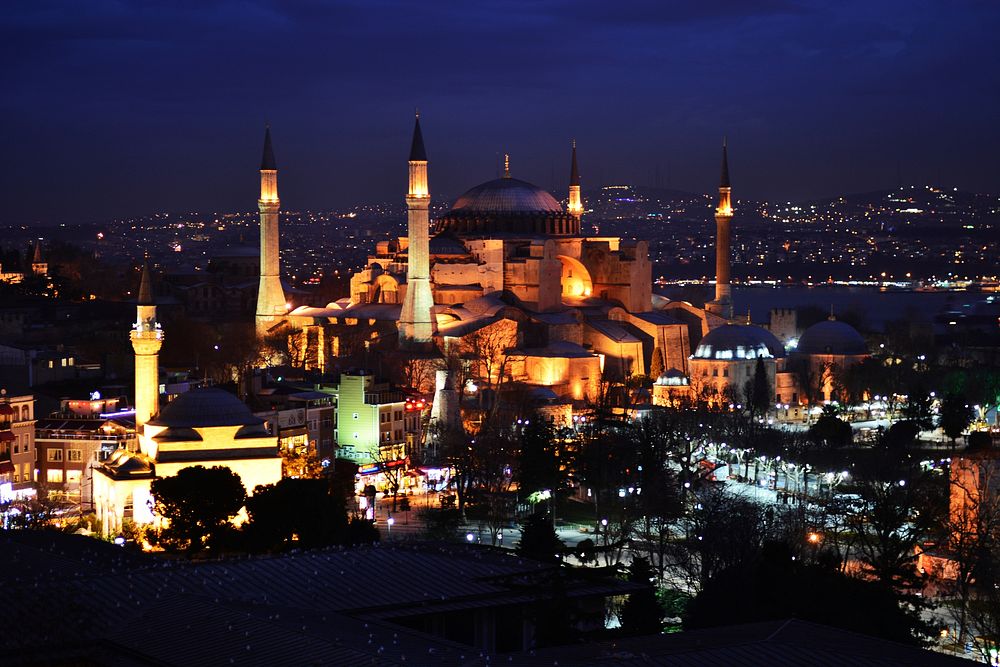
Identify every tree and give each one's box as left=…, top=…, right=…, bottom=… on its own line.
left=371, top=442, right=408, bottom=512
left=517, top=416, right=564, bottom=501
left=418, top=507, right=465, bottom=541
left=631, top=412, right=684, bottom=579
left=902, top=377, right=934, bottom=430
left=743, top=358, right=771, bottom=423
left=939, top=393, right=973, bottom=446
left=649, top=347, right=665, bottom=379
left=943, top=456, right=1000, bottom=647
left=807, top=407, right=853, bottom=448
left=619, top=557, right=664, bottom=636
left=280, top=441, right=324, bottom=479
left=881, top=420, right=920, bottom=450
left=244, top=477, right=352, bottom=551
left=151, top=466, right=247, bottom=553
left=517, top=511, right=564, bottom=563
left=848, top=462, right=934, bottom=593
left=685, top=541, right=931, bottom=645
left=433, top=423, right=476, bottom=514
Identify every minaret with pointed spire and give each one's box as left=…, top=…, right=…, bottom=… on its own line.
left=131, top=257, right=163, bottom=429
left=706, top=139, right=734, bottom=321
left=255, top=126, right=287, bottom=337
left=567, top=140, right=583, bottom=227
left=398, top=112, right=437, bottom=349
left=30, top=240, right=47, bottom=277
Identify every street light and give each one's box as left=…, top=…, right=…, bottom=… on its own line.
left=387, top=515, right=395, bottom=536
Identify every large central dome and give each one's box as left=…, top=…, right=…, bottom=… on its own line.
left=450, top=177, right=563, bottom=215
left=435, top=175, right=579, bottom=237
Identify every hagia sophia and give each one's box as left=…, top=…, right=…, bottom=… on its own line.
left=89, top=117, right=872, bottom=535
left=273, top=116, right=870, bottom=419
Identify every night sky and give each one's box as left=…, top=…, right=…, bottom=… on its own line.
left=3, top=0, right=998, bottom=225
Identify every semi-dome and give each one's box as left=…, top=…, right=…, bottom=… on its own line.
left=435, top=175, right=580, bottom=237
left=693, top=324, right=785, bottom=361
left=148, top=388, right=264, bottom=428
left=796, top=319, right=867, bottom=356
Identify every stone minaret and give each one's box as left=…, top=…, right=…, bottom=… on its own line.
left=706, top=140, right=734, bottom=321
left=31, top=240, right=47, bottom=277
left=131, top=259, right=163, bottom=430
left=255, top=126, right=287, bottom=337
left=567, top=140, right=583, bottom=221
left=398, top=113, right=436, bottom=349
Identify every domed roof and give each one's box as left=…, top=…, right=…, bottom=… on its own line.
left=148, top=388, right=264, bottom=428
left=693, top=324, right=785, bottom=361
left=450, top=178, right=562, bottom=215
left=796, top=319, right=867, bottom=356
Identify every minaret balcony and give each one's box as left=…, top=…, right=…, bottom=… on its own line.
left=131, top=329, right=164, bottom=342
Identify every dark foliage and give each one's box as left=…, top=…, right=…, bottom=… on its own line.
left=882, top=420, right=920, bottom=450
left=244, top=477, right=350, bottom=551
left=517, top=511, right=564, bottom=563
left=619, top=557, right=664, bottom=636
left=685, top=542, right=931, bottom=645
left=151, top=465, right=247, bottom=553
left=808, top=414, right=853, bottom=448
left=939, top=393, right=973, bottom=443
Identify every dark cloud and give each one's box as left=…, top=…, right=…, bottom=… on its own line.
left=1, top=0, right=997, bottom=224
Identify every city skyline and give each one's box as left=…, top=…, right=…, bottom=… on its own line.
left=3, top=0, right=999, bottom=225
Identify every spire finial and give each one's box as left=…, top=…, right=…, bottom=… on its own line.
left=569, top=141, right=580, bottom=187
left=409, top=113, right=427, bottom=161
left=829, top=304, right=836, bottom=321
left=260, top=125, right=277, bottom=170
left=720, top=138, right=730, bottom=189
left=503, top=153, right=511, bottom=178
left=138, top=257, right=154, bottom=306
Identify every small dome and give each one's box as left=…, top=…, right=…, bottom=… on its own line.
left=693, top=325, right=785, bottom=361
left=450, top=178, right=562, bottom=215
left=148, top=388, right=264, bottom=428
left=428, top=233, right=470, bottom=256
left=797, top=319, right=867, bottom=356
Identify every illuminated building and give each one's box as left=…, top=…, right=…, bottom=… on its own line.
left=289, top=118, right=697, bottom=404
left=0, top=389, right=35, bottom=501
left=92, top=268, right=281, bottom=537
left=787, top=315, right=869, bottom=403
left=316, top=371, right=421, bottom=465
left=655, top=324, right=784, bottom=407
left=35, top=404, right=134, bottom=507
left=255, top=126, right=288, bottom=337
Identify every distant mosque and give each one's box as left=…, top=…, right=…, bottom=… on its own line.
left=93, top=261, right=282, bottom=538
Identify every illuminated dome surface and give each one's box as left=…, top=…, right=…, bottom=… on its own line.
left=796, top=320, right=867, bottom=356
left=148, top=388, right=264, bottom=428
left=450, top=178, right=562, bottom=215
left=693, top=325, right=785, bottom=361
left=435, top=176, right=578, bottom=237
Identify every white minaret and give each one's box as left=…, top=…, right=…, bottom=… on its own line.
left=131, top=259, right=163, bottom=430
left=567, top=140, right=583, bottom=223
left=255, top=126, right=287, bottom=337
left=398, top=113, right=437, bottom=349
left=706, top=140, right=734, bottom=321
